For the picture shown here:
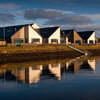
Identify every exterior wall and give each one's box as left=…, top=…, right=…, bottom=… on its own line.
left=95, top=37, right=98, bottom=44
left=66, top=37, right=68, bottom=45
left=11, top=27, right=25, bottom=43
left=74, top=30, right=83, bottom=45
left=48, top=27, right=61, bottom=44
left=24, top=25, right=29, bottom=43
left=32, top=23, right=40, bottom=29
left=87, top=32, right=95, bottom=44
left=28, top=25, right=42, bottom=44
left=67, top=31, right=74, bottom=43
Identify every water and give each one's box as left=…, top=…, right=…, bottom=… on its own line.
left=0, top=57, right=100, bottom=100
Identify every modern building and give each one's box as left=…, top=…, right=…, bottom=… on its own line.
left=34, top=26, right=61, bottom=44
left=78, top=31, right=96, bottom=44
left=0, top=23, right=97, bottom=45
left=0, top=23, right=61, bottom=45
left=0, top=23, right=42, bottom=44
left=62, top=29, right=83, bottom=45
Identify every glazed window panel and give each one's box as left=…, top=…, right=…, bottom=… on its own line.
left=51, top=39, right=58, bottom=42
left=14, top=38, right=23, bottom=43
left=89, top=40, right=93, bottom=44
left=32, top=38, right=40, bottom=43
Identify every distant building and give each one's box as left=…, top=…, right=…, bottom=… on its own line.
left=0, top=23, right=61, bottom=45
left=34, top=26, right=61, bottom=44
left=0, top=23, right=41, bottom=44
left=78, top=31, right=96, bottom=44
left=0, top=23, right=97, bottom=45
left=62, top=29, right=83, bottom=45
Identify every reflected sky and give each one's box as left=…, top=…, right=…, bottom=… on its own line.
left=0, top=57, right=100, bottom=100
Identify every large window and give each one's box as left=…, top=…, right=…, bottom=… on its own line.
left=75, top=40, right=81, bottom=44
left=51, top=39, right=58, bottom=43
left=14, top=38, right=23, bottom=43
left=32, top=38, right=40, bottom=43
left=89, top=40, right=93, bottom=44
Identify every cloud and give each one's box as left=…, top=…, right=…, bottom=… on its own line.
left=61, top=24, right=100, bottom=30
left=0, top=13, right=15, bottom=24
left=59, top=24, right=100, bottom=37
left=83, top=14, right=100, bottom=21
left=24, top=9, right=74, bottom=20
left=45, top=9, right=74, bottom=14
left=45, top=15, right=92, bottom=25
left=0, top=3, right=21, bottom=10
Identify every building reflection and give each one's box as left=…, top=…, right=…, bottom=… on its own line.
left=0, top=58, right=97, bottom=84
left=11, top=65, right=43, bottom=84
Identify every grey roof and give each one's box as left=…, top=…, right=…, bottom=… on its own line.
left=35, top=27, right=59, bottom=38
left=62, top=29, right=74, bottom=36
left=0, top=24, right=32, bottom=38
left=78, top=31, right=94, bottom=40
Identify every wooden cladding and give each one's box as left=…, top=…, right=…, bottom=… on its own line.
left=24, top=25, right=28, bottom=43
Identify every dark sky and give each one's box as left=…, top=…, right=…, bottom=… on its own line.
left=0, top=0, right=100, bottom=36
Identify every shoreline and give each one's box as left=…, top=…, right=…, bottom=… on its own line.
left=1, top=45, right=100, bottom=64
left=0, top=50, right=82, bottom=64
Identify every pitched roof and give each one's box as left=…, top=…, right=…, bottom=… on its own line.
left=77, top=31, right=94, bottom=40
left=0, top=24, right=33, bottom=38
left=35, top=27, right=59, bottom=38
left=62, top=29, right=74, bottom=36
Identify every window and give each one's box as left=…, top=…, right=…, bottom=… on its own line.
left=89, top=40, right=93, bottom=44
left=51, top=39, right=58, bottom=43
left=14, top=38, right=23, bottom=43
left=32, top=38, right=40, bottom=43
left=75, top=40, right=81, bottom=44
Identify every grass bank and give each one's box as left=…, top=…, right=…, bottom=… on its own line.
left=76, top=45, right=100, bottom=56
left=0, top=45, right=82, bottom=63
left=0, top=45, right=72, bottom=54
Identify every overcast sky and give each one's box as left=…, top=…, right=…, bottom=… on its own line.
left=0, top=0, right=100, bottom=36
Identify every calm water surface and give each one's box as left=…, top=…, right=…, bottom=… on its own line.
left=0, top=57, right=100, bottom=100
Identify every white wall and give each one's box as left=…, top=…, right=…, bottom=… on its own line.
left=28, top=25, right=42, bottom=44
left=87, top=32, right=95, bottom=44
left=32, top=23, right=40, bottom=29
left=66, top=37, right=68, bottom=45
left=48, top=27, right=61, bottom=44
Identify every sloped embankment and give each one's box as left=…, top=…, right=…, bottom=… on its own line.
left=0, top=45, right=82, bottom=63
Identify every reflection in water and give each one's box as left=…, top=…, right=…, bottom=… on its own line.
left=0, top=59, right=97, bottom=84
